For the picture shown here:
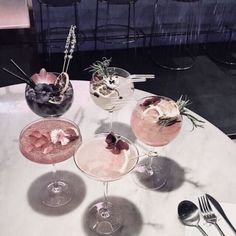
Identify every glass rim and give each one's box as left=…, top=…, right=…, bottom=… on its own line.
left=92, top=66, right=131, bottom=78
left=74, top=132, right=139, bottom=182
left=19, top=117, right=82, bottom=159
left=136, top=95, right=177, bottom=103
left=26, top=72, right=72, bottom=94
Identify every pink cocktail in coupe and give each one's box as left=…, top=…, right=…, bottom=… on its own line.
left=74, top=132, right=139, bottom=234
left=19, top=118, right=82, bottom=207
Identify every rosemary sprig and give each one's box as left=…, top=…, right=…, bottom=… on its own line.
left=85, top=57, right=112, bottom=78
left=176, top=95, right=205, bottom=129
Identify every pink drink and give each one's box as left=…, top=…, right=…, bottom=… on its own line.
left=131, top=96, right=182, bottom=147
left=19, top=119, right=82, bottom=164
left=74, top=133, right=139, bottom=182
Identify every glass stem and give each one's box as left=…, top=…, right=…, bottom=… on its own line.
left=147, top=149, right=157, bottom=175
left=51, top=164, right=60, bottom=192
left=108, top=111, right=113, bottom=132
left=103, top=181, right=109, bottom=206
left=101, top=182, right=110, bottom=218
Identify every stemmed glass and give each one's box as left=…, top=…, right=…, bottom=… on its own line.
left=25, top=68, right=74, bottom=117
left=74, top=132, right=139, bottom=234
left=88, top=59, right=134, bottom=131
left=19, top=118, right=82, bottom=207
left=130, top=95, right=183, bottom=190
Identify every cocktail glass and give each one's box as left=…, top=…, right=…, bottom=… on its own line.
left=25, top=68, right=74, bottom=117
left=90, top=67, right=134, bottom=130
left=130, top=95, right=182, bottom=190
left=74, top=132, right=139, bottom=234
left=19, top=118, right=82, bottom=207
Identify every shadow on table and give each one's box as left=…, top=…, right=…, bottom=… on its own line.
left=95, top=121, right=137, bottom=143
left=134, top=156, right=185, bottom=192
left=134, top=156, right=203, bottom=192
left=82, top=196, right=143, bottom=236
left=27, top=170, right=86, bottom=216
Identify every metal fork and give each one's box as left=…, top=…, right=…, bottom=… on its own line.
left=198, top=195, right=225, bottom=236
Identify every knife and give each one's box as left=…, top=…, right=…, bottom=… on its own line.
left=206, top=194, right=236, bottom=234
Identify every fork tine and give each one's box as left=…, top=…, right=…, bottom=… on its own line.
left=205, top=197, right=213, bottom=211
left=198, top=197, right=204, bottom=212
left=203, top=195, right=211, bottom=212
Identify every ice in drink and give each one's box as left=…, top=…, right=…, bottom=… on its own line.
left=19, top=119, right=82, bottom=164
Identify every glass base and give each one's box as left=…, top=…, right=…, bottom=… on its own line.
left=41, top=180, right=72, bottom=207
left=133, top=158, right=167, bottom=190
left=88, top=201, right=122, bottom=235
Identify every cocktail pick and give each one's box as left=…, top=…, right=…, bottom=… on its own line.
left=62, top=25, right=77, bottom=74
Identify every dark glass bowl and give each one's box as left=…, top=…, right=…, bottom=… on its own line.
left=25, top=73, right=73, bottom=117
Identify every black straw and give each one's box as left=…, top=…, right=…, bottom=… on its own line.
left=2, top=67, right=32, bottom=86
left=9, top=59, right=36, bottom=87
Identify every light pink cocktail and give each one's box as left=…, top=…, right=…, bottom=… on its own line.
left=20, top=118, right=82, bottom=164
left=74, top=133, right=138, bottom=182
left=130, top=95, right=182, bottom=190
left=74, top=132, right=139, bottom=234
left=131, top=95, right=182, bottom=146
left=19, top=118, right=82, bottom=207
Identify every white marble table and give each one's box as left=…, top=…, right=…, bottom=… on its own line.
left=0, top=0, right=30, bottom=29
left=1, top=81, right=236, bottom=236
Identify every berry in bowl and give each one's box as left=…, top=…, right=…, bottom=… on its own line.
left=25, top=68, right=73, bottom=117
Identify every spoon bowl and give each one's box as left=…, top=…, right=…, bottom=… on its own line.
left=178, top=200, right=208, bottom=236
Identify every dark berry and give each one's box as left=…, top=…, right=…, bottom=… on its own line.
left=111, top=146, right=121, bottom=154
left=142, top=96, right=160, bottom=107
left=116, top=140, right=129, bottom=151
left=106, top=143, right=115, bottom=150
left=151, top=96, right=161, bottom=104
left=105, top=132, right=116, bottom=145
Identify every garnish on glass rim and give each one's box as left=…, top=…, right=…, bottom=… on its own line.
left=176, top=95, right=205, bottom=129
left=85, top=57, right=113, bottom=79
left=142, top=95, right=205, bottom=129
left=105, top=132, right=129, bottom=155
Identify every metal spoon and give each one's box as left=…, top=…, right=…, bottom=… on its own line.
left=178, top=200, right=208, bottom=236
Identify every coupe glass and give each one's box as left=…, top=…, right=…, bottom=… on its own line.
left=74, top=132, right=139, bottom=234
left=25, top=69, right=73, bottom=117
left=19, top=118, right=82, bottom=207
left=130, top=95, right=182, bottom=190
left=89, top=67, right=134, bottom=130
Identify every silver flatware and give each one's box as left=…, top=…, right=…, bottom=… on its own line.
left=206, top=194, right=236, bottom=234
left=178, top=200, right=208, bottom=236
left=198, top=195, right=225, bottom=236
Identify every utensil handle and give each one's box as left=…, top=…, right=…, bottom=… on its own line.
left=214, top=223, right=225, bottom=236
left=197, top=225, right=208, bottom=236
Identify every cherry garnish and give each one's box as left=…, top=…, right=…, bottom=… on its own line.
left=105, top=132, right=129, bottom=154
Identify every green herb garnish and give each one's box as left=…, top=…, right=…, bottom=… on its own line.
left=176, top=95, right=205, bottom=129
left=85, top=57, right=112, bottom=78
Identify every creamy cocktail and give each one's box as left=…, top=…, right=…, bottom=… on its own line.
left=74, top=132, right=138, bottom=234
left=90, top=68, right=134, bottom=112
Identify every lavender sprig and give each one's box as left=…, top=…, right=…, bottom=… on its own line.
left=62, top=25, right=77, bottom=73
